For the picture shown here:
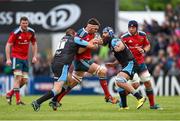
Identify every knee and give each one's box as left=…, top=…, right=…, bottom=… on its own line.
left=115, top=76, right=127, bottom=87
left=97, top=66, right=107, bottom=77
left=131, top=82, right=140, bottom=89
left=72, top=72, right=83, bottom=83
left=144, top=81, right=152, bottom=88
left=21, top=78, right=28, bottom=84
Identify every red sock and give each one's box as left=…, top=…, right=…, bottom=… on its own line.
left=146, top=89, right=155, bottom=106
left=57, top=88, right=72, bottom=102
left=7, top=89, right=14, bottom=97
left=99, top=78, right=111, bottom=98
left=14, top=88, right=20, bottom=103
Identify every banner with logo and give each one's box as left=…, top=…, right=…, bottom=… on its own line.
left=1, top=75, right=179, bottom=96
left=0, top=0, right=117, bottom=33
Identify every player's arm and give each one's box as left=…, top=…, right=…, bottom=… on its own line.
left=136, top=36, right=151, bottom=53
left=143, top=35, right=151, bottom=53
left=112, top=39, right=125, bottom=52
left=5, top=43, right=12, bottom=66
left=5, top=33, right=15, bottom=66
left=31, top=32, right=38, bottom=63
left=75, top=37, right=99, bottom=54
left=31, top=42, right=38, bottom=63
left=143, top=44, right=150, bottom=53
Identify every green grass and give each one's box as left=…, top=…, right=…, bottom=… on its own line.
left=0, top=95, right=180, bottom=120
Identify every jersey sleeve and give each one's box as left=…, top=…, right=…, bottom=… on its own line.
left=76, top=28, right=88, bottom=38
left=143, top=34, right=150, bottom=46
left=74, top=37, right=88, bottom=47
left=7, top=32, right=16, bottom=44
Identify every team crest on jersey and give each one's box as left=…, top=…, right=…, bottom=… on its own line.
left=18, top=36, right=22, bottom=39
left=128, top=40, right=133, bottom=43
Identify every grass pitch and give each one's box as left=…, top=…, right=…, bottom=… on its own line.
left=0, top=95, right=180, bottom=120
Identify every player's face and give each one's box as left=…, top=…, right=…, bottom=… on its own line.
left=102, top=32, right=110, bottom=45
left=87, top=24, right=99, bottom=34
left=128, top=26, right=137, bottom=35
left=20, top=20, right=29, bottom=31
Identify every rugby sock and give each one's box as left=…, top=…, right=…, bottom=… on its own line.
left=131, top=90, right=142, bottom=100
left=146, top=88, right=155, bottom=106
left=57, top=87, right=72, bottom=102
left=52, top=87, right=66, bottom=102
left=14, top=88, right=20, bottom=103
left=118, top=90, right=127, bottom=107
left=7, top=89, right=14, bottom=97
left=36, top=90, right=56, bottom=105
left=99, top=77, right=111, bottom=97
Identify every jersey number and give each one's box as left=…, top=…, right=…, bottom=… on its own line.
left=58, top=40, right=67, bottom=49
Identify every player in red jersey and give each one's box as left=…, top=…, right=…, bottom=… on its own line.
left=5, top=16, right=38, bottom=105
left=120, top=20, right=161, bottom=109
left=49, top=18, right=118, bottom=111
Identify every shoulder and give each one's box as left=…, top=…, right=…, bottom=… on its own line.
left=111, top=37, right=121, bottom=47
left=27, top=27, right=35, bottom=34
left=138, top=31, right=147, bottom=36
left=121, top=32, right=131, bottom=39
left=77, top=28, right=88, bottom=38
left=12, top=27, right=21, bottom=35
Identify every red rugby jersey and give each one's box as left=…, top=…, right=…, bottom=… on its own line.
left=121, top=31, right=150, bottom=64
left=75, top=28, right=95, bottom=60
left=7, top=27, right=36, bottom=60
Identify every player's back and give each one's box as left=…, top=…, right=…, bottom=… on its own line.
left=53, top=35, right=79, bottom=65
left=109, top=37, right=134, bottom=67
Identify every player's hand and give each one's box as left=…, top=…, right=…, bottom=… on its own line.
left=32, top=56, right=37, bottom=63
left=6, top=59, right=12, bottom=66
left=135, top=47, right=145, bottom=54
left=105, top=63, right=115, bottom=67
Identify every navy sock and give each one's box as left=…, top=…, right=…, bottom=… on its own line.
left=132, top=90, right=142, bottom=100
left=52, top=87, right=66, bottom=102
left=36, top=90, right=54, bottom=105
left=119, top=90, right=127, bottom=107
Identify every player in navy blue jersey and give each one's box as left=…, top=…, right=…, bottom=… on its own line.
left=102, top=26, right=146, bottom=109
left=31, top=28, right=98, bottom=111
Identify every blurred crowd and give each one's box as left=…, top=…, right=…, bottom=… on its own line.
left=0, top=3, right=179, bottom=78
left=138, top=3, right=180, bottom=78
left=96, top=3, right=180, bottom=78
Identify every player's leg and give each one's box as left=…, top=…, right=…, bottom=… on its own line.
left=118, top=73, right=140, bottom=109
left=116, top=72, right=146, bottom=109
left=7, top=74, right=28, bottom=105
left=57, top=71, right=83, bottom=101
left=32, top=64, right=69, bottom=111
left=88, top=62, right=118, bottom=104
left=14, top=72, right=29, bottom=105
left=116, top=61, right=146, bottom=109
left=6, top=58, right=23, bottom=105
left=6, top=70, right=22, bottom=105
left=138, top=64, right=161, bottom=109
left=50, top=71, right=84, bottom=109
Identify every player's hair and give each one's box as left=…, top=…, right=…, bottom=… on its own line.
left=66, top=28, right=76, bottom=36
left=87, top=18, right=100, bottom=27
left=20, top=16, right=29, bottom=22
